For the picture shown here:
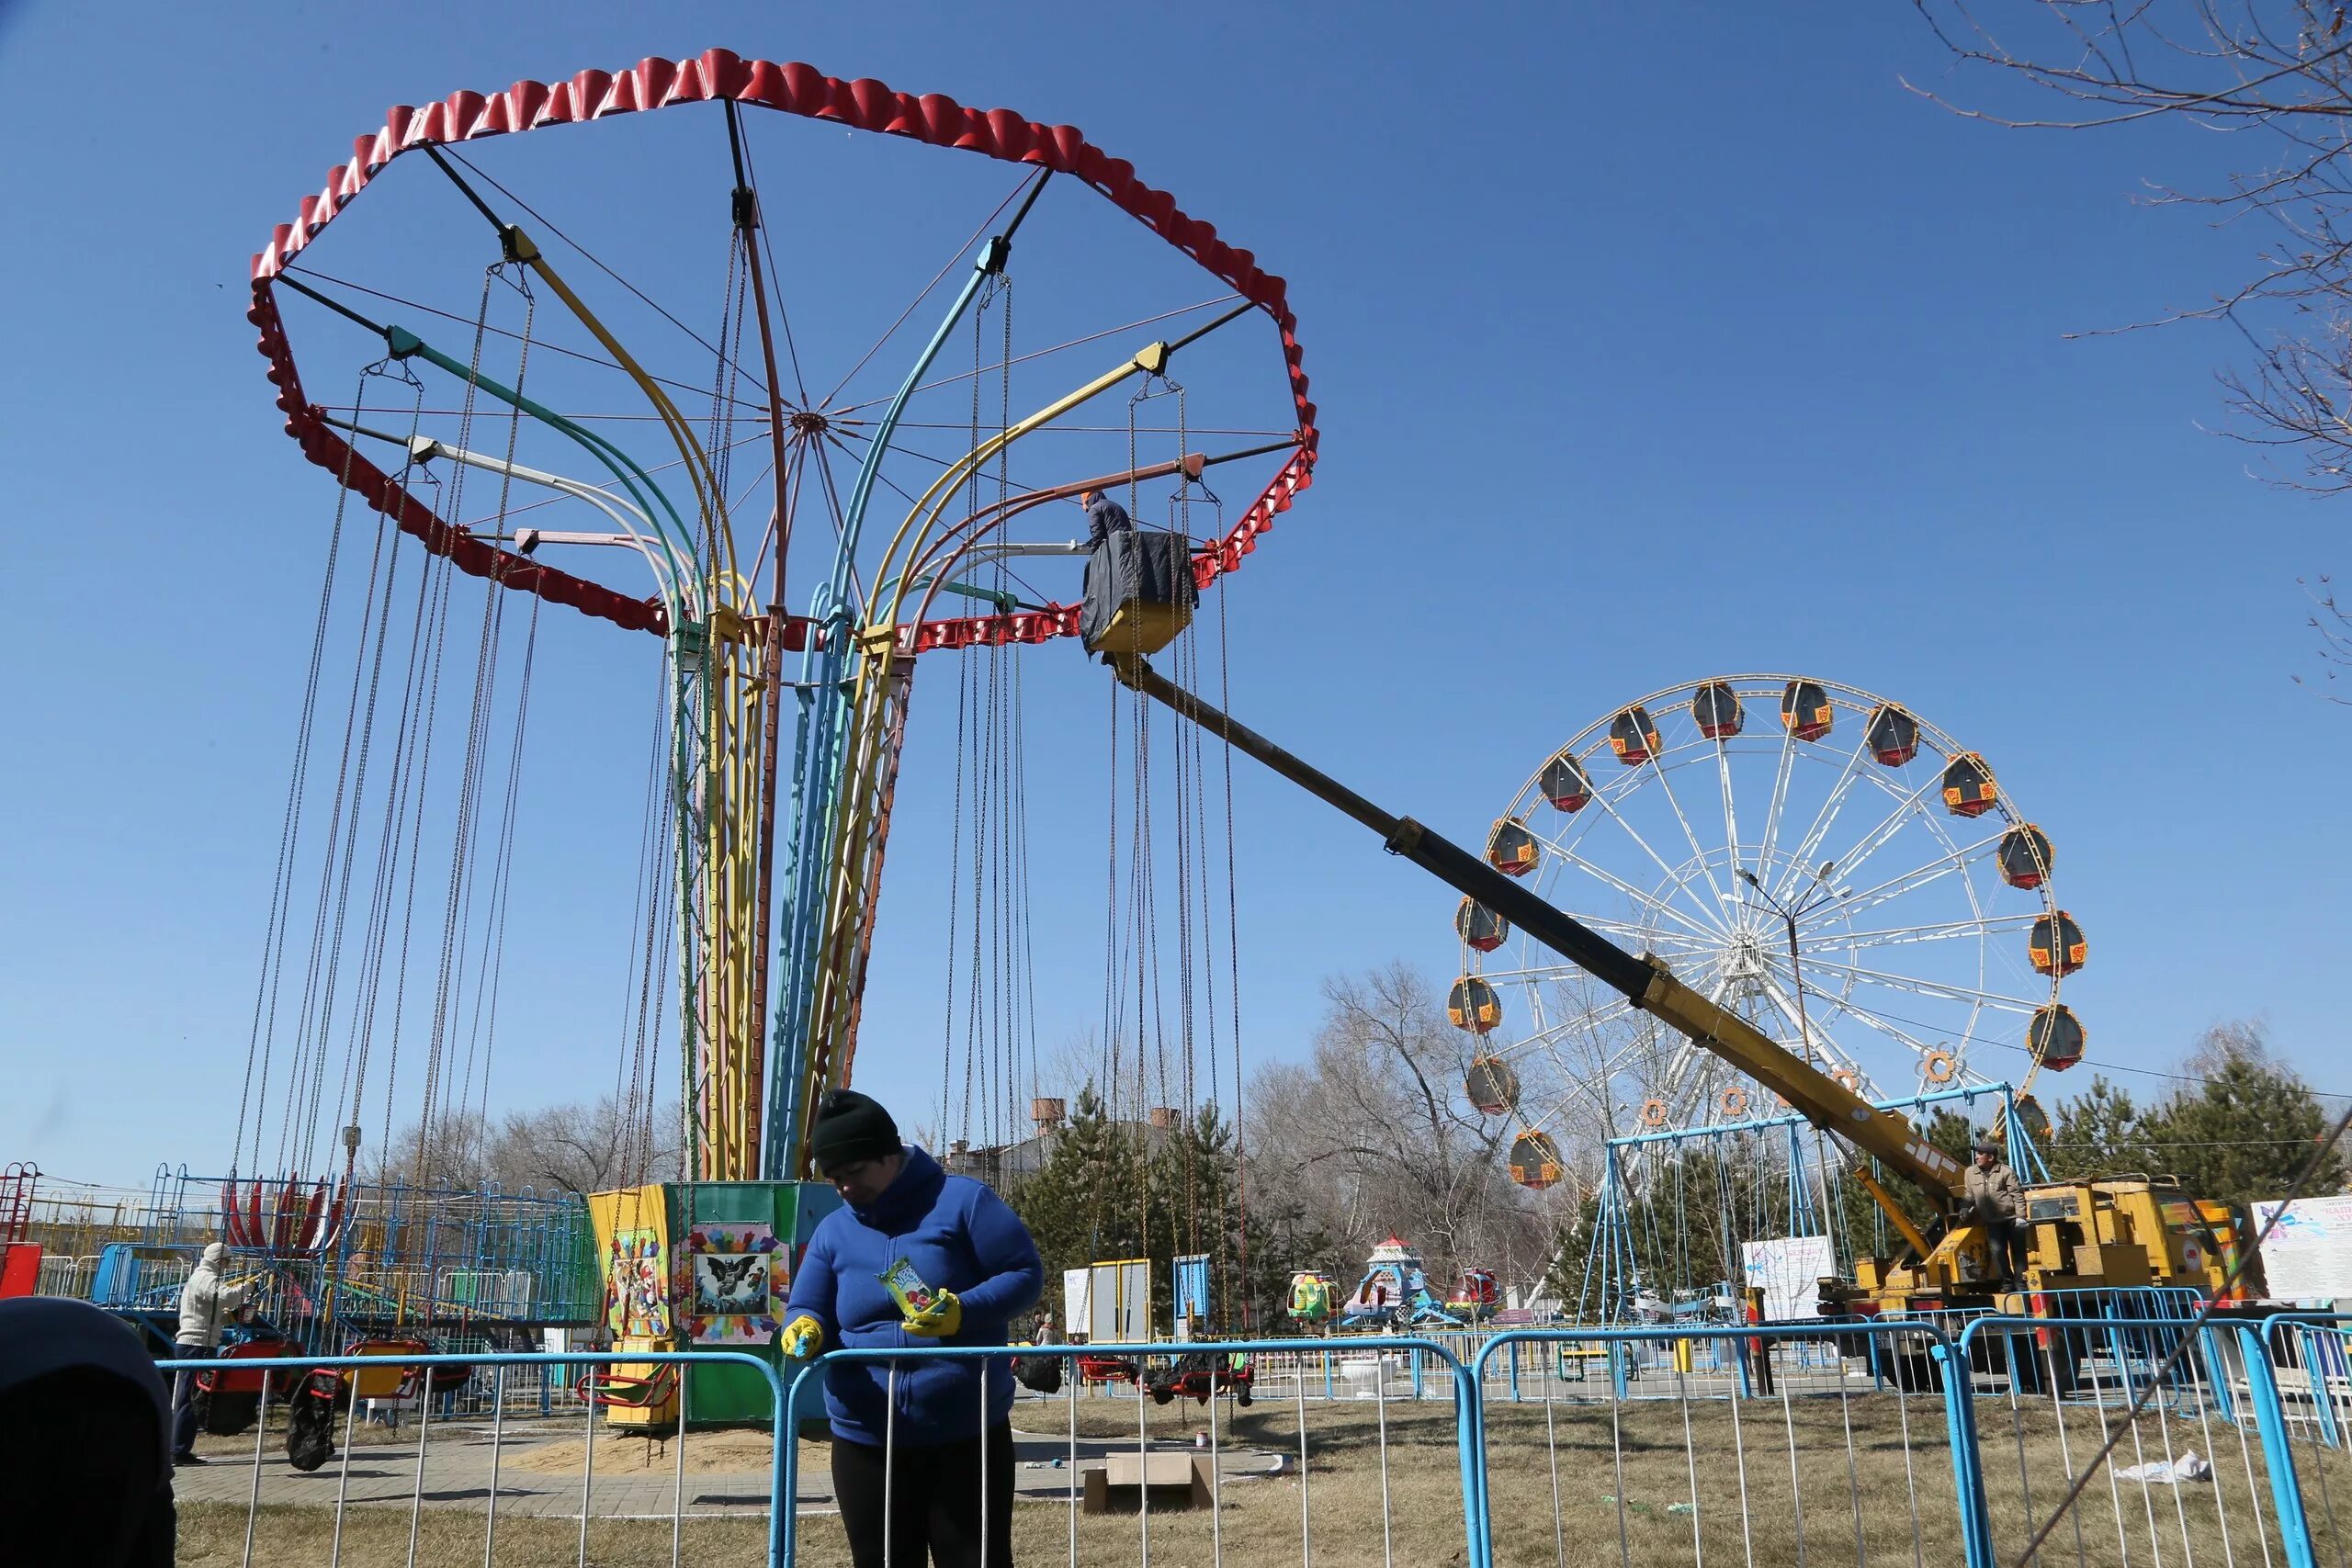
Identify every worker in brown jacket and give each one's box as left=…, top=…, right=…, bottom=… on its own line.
left=1965, top=1140, right=2029, bottom=1281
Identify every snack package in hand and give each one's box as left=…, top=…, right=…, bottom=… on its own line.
left=879, top=1258, right=938, bottom=1317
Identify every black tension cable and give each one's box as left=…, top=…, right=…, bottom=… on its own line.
left=977, top=169, right=1053, bottom=277
left=277, top=273, right=395, bottom=344
left=1166, top=299, right=1258, bottom=355
left=420, top=143, right=510, bottom=238
left=724, top=101, right=760, bottom=231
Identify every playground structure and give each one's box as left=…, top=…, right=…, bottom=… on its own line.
left=1340, top=1236, right=1465, bottom=1330
left=1569, top=1080, right=2046, bottom=1325
left=59, top=1167, right=596, bottom=1355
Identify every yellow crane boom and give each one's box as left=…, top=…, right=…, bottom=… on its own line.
left=1107, top=654, right=1969, bottom=1204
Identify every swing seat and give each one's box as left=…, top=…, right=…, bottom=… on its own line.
left=1080, top=530, right=1196, bottom=657
left=593, top=1336, right=680, bottom=1427
left=342, top=1337, right=432, bottom=1401
left=201, top=1338, right=294, bottom=1396
left=1079, top=1354, right=1141, bottom=1386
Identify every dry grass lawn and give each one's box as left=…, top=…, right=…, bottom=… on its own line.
left=177, top=1386, right=2352, bottom=1568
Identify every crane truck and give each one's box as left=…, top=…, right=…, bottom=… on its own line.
left=1102, top=654, right=2253, bottom=1327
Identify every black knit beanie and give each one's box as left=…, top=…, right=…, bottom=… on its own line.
left=811, top=1089, right=901, bottom=1174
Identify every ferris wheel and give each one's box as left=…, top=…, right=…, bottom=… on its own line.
left=1449, top=675, right=2086, bottom=1188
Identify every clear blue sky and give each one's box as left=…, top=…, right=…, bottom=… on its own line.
left=2, top=1, right=2344, bottom=1190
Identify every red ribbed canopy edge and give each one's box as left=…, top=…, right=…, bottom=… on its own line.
left=249, top=48, right=1317, bottom=644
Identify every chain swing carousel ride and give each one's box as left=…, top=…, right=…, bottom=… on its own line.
left=186, top=51, right=1310, bottom=1430
left=1446, top=676, right=2084, bottom=1324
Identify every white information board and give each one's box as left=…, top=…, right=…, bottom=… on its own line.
left=1741, top=1234, right=1835, bottom=1322
left=1090, top=1260, right=1149, bottom=1342
left=1061, top=1261, right=1150, bottom=1339
left=2252, top=1195, right=2352, bottom=1305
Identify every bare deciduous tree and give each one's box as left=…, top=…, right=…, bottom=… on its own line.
left=1912, top=1, right=2352, bottom=683
left=369, top=1097, right=678, bottom=1195
left=1914, top=2, right=2352, bottom=476
left=1245, top=963, right=1559, bottom=1291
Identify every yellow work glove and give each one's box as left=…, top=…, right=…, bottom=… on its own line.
left=781, top=1314, right=825, bottom=1359
left=903, top=1291, right=962, bottom=1338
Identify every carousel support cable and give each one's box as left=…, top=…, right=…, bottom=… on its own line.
left=418, top=146, right=729, bottom=562
left=727, top=99, right=795, bottom=1157
left=793, top=335, right=1186, bottom=1176
left=433, top=275, right=545, bottom=1174
left=272, top=276, right=703, bottom=585
left=766, top=186, right=1040, bottom=1177
left=278, top=447, right=413, bottom=1179
left=236, top=366, right=379, bottom=1179
left=411, top=287, right=526, bottom=1206
left=281, top=278, right=748, bottom=1174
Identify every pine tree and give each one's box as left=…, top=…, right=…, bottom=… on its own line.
left=2144, top=1023, right=2346, bottom=1205
left=1003, top=1085, right=1301, bottom=1335
left=1003, top=1086, right=1145, bottom=1314
left=2041, top=1077, right=2156, bottom=1180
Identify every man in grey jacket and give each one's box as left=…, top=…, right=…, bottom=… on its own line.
left=1964, top=1141, right=2029, bottom=1282
left=1078, top=488, right=1134, bottom=551
left=169, top=1243, right=249, bottom=1464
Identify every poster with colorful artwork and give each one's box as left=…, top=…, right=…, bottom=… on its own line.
left=683, top=1222, right=787, bottom=1345
left=605, top=1228, right=672, bottom=1338
left=2252, top=1195, right=2352, bottom=1305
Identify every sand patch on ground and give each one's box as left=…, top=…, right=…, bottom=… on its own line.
left=503, top=1423, right=820, bottom=1474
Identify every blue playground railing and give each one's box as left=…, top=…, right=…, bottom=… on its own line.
left=784, top=1336, right=1485, bottom=1568
left=152, top=1308, right=2352, bottom=1568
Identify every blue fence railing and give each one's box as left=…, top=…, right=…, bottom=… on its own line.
left=159, top=1310, right=2352, bottom=1568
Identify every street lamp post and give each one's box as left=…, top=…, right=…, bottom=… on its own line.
left=1740, top=864, right=1849, bottom=1242
left=1737, top=866, right=1843, bottom=1067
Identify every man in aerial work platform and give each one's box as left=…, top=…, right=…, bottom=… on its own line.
left=1967, top=1139, right=2029, bottom=1281
left=1078, top=487, right=1133, bottom=550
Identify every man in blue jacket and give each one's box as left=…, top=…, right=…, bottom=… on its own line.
left=783, top=1089, right=1044, bottom=1568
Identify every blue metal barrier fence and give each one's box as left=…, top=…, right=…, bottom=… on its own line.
left=153, top=1314, right=2352, bottom=1568
left=783, top=1336, right=1485, bottom=1568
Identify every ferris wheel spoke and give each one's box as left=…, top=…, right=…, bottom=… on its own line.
left=1577, top=786, right=1736, bottom=939
left=1481, top=931, right=1707, bottom=983
left=1495, top=1000, right=1643, bottom=1070
left=1792, top=956, right=2042, bottom=1016
left=1659, top=971, right=1740, bottom=1114
left=1805, top=989, right=1958, bottom=1077
left=1805, top=911, right=2041, bottom=955
left=1748, top=971, right=1868, bottom=1084
left=1532, top=834, right=1722, bottom=944
left=1768, top=730, right=1873, bottom=907
left=1804, top=769, right=1948, bottom=903
left=1749, top=723, right=1802, bottom=892
left=1714, top=738, right=1744, bottom=886
left=1803, top=828, right=2004, bottom=930
left=1645, top=753, right=1736, bottom=916
left=1553, top=912, right=1715, bottom=955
